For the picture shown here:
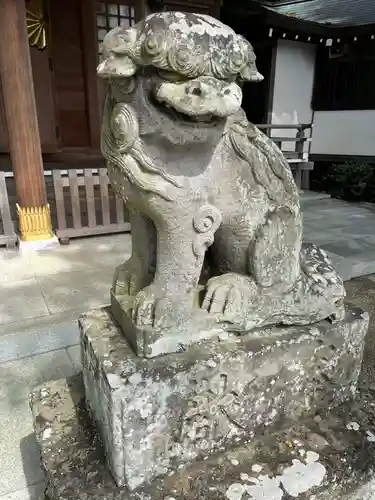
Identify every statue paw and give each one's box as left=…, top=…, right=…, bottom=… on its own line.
left=113, top=258, right=150, bottom=296
left=132, top=284, right=190, bottom=328
left=202, top=273, right=257, bottom=316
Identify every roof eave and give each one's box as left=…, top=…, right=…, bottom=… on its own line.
left=257, top=2, right=375, bottom=36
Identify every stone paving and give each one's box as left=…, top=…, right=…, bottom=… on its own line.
left=0, top=234, right=131, bottom=499
left=0, top=195, right=375, bottom=499
left=302, top=197, right=375, bottom=282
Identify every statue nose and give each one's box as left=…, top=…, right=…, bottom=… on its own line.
left=192, top=85, right=203, bottom=96
left=187, top=81, right=207, bottom=97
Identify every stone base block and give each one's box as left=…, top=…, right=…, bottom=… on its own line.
left=79, top=305, right=368, bottom=490
left=30, top=374, right=375, bottom=500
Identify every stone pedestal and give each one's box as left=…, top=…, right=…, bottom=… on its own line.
left=79, top=305, right=368, bottom=491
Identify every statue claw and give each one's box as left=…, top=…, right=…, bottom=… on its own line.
left=132, top=286, right=158, bottom=327
left=202, top=274, right=253, bottom=316
left=202, top=283, right=233, bottom=314
left=113, top=259, right=150, bottom=297
left=132, top=284, right=195, bottom=329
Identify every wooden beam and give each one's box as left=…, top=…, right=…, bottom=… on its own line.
left=310, top=153, right=375, bottom=164
left=0, top=0, right=53, bottom=240
left=157, top=0, right=223, bottom=16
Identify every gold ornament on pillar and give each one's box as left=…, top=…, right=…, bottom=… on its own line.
left=17, top=204, right=54, bottom=241
left=26, top=0, right=47, bottom=50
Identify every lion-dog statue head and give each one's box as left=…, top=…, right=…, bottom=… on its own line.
left=98, top=11, right=263, bottom=201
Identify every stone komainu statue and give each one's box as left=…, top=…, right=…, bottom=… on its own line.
left=98, top=12, right=345, bottom=337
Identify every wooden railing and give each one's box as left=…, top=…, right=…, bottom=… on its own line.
left=52, top=168, right=130, bottom=241
left=256, top=123, right=314, bottom=190
left=0, top=171, right=17, bottom=248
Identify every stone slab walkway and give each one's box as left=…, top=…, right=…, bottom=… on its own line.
left=0, top=233, right=131, bottom=362
left=0, top=194, right=375, bottom=499
left=302, top=198, right=375, bottom=282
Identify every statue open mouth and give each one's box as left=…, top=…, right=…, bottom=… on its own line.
left=151, top=93, right=221, bottom=125
left=153, top=76, right=243, bottom=125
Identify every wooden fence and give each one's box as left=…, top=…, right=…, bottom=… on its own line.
left=0, top=171, right=17, bottom=248
left=257, top=123, right=314, bottom=190
left=52, top=168, right=130, bottom=241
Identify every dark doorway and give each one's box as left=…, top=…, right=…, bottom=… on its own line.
left=242, top=40, right=275, bottom=124
left=220, top=8, right=275, bottom=124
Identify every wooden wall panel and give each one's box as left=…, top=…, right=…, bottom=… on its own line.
left=49, top=0, right=91, bottom=148
left=29, top=45, right=58, bottom=152
left=0, top=79, right=10, bottom=152
left=81, top=0, right=101, bottom=151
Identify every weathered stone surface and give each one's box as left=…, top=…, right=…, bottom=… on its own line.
left=79, top=305, right=368, bottom=490
left=30, top=373, right=375, bottom=500
left=110, top=288, right=227, bottom=358
left=97, top=12, right=345, bottom=356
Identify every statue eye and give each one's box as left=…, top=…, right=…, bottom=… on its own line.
left=157, top=69, right=185, bottom=82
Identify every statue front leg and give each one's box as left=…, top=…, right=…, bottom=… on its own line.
left=113, top=210, right=156, bottom=296
left=132, top=205, right=222, bottom=328
left=202, top=206, right=302, bottom=320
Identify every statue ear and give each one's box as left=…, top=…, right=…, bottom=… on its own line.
left=97, top=55, right=138, bottom=79
left=102, top=26, right=138, bottom=54
left=236, top=35, right=264, bottom=83
left=98, top=26, right=139, bottom=78
left=239, top=66, right=264, bottom=83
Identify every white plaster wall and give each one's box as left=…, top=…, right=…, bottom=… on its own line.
left=272, top=39, right=316, bottom=126
left=271, top=40, right=316, bottom=151
left=310, top=111, right=375, bottom=156
left=271, top=39, right=375, bottom=157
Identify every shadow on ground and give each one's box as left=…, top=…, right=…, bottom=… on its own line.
left=20, top=434, right=45, bottom=500
left=345, top=275, right=375, bottom=388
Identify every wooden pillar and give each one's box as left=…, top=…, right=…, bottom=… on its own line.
left=0, top=0, right=53, bottom=241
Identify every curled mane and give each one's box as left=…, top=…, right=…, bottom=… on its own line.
left=101, top=92, right=182, bottom=201
left=229, top=116, right=299, bottom=207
